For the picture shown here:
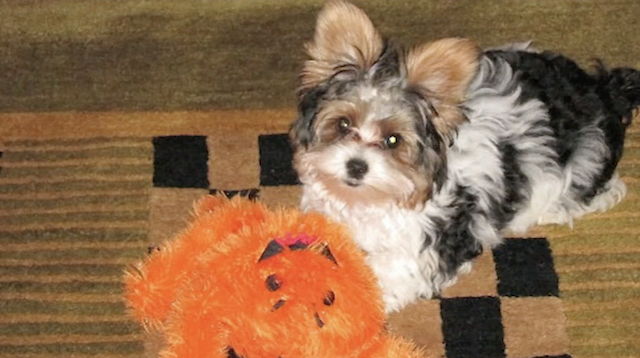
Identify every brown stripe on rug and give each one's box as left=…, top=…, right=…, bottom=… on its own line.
left=543, top=138, right=640, bottom=357
left=2, top=111, right=640, bottom=358
left=0, top=137, right=153, bottom=357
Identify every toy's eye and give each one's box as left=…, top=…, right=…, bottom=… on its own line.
left=323, top=291, right=335, bottom=306
left=384, top=134, right=402, bottom=149
left=336, top=117, right=351, bottom=135
left=265, top=274, right=282, bottom=291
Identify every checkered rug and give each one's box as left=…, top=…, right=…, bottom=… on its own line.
left=153, top=133, right=571, bottom=358
left=2, top=112, right=637, bottom=357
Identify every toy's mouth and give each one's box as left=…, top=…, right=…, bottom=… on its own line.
left=228, top=347, right=282, bottom=358
left=227, top=347, right=256, bottom=358
left=225, top=290, right=335, bottom=358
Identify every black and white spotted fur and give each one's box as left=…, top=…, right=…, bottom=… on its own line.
left=294, top=41, right=640, bottom=312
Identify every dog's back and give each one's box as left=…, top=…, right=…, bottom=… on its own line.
left=489, top=49, right=639, bottom=194
left=459, top=48, right=640, bottom=232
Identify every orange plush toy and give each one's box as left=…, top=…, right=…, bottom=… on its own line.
left=124, top=195, right=425, bottom=358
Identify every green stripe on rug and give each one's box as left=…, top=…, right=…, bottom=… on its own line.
left=0, top=163, right=151, bottom=179
left=0, top=229, right=147, bottom=244
left=0, top=282, right=123, bottom=295
left=0, top=322, right=140, bottom=336
left=5, top=137, right=151, bottom=147
left=0, top=341, right=144, bottom=355
left=563, top=216, right=640, bottom=232
left=0, top=265, right=127, bottom=277
left=561, top=268, right=640, bottom=284
left=557, top=252, right=640, bottom=266
left=0, top=210, right=149, bottom=227
left=549, top=233, right=640, bottom=253
left=0, top=180, right=150, bottom=195
left=2, top=248, right=144, bottom=261
left=3, top=145, right=152, bottom=163
left=0, top=194, right=148, bottom=211
left=567, top=307, right=640, bottom=326
left=0, top=300, right=127, bottom=316
left=570, top=343, right=640, bottom=358
left=569, top=326, right=639, bottom=347
left=562, top=288, right=640, bottom=303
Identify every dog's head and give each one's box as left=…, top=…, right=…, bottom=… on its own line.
left=290, top=0, right=479, bottom=208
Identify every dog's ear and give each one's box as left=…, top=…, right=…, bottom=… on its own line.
left=299, top=0, right=384, bottom=94
left=405, top=38, right=480, bottom=141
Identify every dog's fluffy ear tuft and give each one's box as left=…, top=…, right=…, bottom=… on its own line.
left=405, top=38, right=480, bottom=140
left=299, top=0, right=384, bottom=94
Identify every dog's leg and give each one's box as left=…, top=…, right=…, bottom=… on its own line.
left=365, top=250, right=435, bottom=313
left=420, top=186, right=495, bottom=297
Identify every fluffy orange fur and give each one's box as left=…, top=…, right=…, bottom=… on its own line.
left=124, top=195, right=426, bottom=358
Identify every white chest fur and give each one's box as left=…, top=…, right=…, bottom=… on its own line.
left=300, top=185, right=437, bottom=312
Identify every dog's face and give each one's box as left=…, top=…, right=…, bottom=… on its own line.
left=290, top=0, right=479, bottom=208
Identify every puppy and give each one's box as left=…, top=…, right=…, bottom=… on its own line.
left=290, top=0, right=640, bottom=312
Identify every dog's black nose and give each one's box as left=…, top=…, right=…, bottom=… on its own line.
left=346, top=158, right=368, bottom=179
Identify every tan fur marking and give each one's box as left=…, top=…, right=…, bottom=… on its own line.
left=300, top=0, right=384, bottom=93
left=405, top=38, right=480, bottom=139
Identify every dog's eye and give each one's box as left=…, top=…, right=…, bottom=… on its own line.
left=384, top=134, right=402, bottom=149
left=336, top=117, right=351, bottom=134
